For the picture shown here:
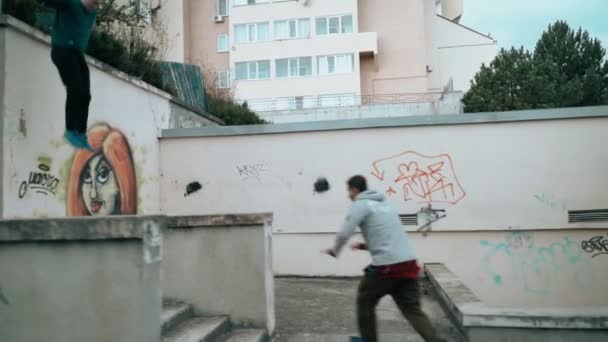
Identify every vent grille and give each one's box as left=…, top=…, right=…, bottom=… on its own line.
left=399, top=214, right=418, bottom=226
left=569, top=209, right=608, bottom=223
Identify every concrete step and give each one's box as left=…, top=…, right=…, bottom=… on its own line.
left=162, top=301, right=194, bottom=335
left=163, top=316, right=231, bottom=342
left=218, top=329, right=268, bottom=342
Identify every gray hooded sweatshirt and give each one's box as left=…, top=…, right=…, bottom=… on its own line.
left=333, top=190, right=416, bottom=266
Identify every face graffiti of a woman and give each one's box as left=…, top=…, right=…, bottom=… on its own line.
left=81, top=155, right=120, bottom=215
left=67, top=123, right=137, bottom=216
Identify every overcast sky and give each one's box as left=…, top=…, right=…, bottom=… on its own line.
left=460, top=0, right=608, bottom=51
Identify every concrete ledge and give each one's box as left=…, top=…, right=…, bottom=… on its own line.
left=168, top=213, right=273, bottom=228
left=163, top=214, right=275, bottom=334
left=426, top=264, right=608, bottom=341
left=161, top=105, right=608, bottom=138
left=0, top=215, right=166, bottom=241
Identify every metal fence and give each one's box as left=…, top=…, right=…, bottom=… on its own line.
left=242, top=92, right=445, bottom=112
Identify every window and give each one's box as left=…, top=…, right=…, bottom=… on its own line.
left=235, top=22, right=270, bottom=43
left=234, top=0, right=270, bottom=5
left=235, top=60, right=271, bottom=80
left=217, top=34, right=229, bottom=52
left=317, top=54, right=354, bottom=74
left=276, top=57, right=312, bottom=78
left=316, top=15, right=353, bottom=35
left=274, top=18, right=310, bottom=40
left=217, top=70, right=230, bottom=89
left=217, top=0, right=228, bottom=16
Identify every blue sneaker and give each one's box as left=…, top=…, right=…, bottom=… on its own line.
left=64, top=130, right=93, bottom=151
left=350, top=337, right=365, bottom=342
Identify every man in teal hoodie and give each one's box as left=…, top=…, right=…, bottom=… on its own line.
left=324, top=175, right=445, bottom=342
left=47, top=0, right=98, bottom=150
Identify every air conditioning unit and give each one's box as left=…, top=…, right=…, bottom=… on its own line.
left=213, top=15, right=225, bottom=23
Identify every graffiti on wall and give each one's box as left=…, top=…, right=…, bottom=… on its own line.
left=67, top=123, right=137, bottom=216
left=17, top=156, right=61, bottom=199
left=581, top=235, right=608, bottom=258
left=371, top=151, right=465, bottom=205
left=480, top=231, right=595, bottom=294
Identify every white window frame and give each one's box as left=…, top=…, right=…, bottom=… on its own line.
left=217, top=0, right=228, bottom=16
left=316, top=14, right=354, bottom=35
left=235, top=60, right=271, bottom=81
left=217, top=70, right=230, bottom=89
left=234, top=22, right=270, bottom=44
left=317, top=54, right=355, bottom=75
left=274, top=18, right=310, bottom=40
left=276, top=57, right=312, bottom=78
left=233, top=0, right=270, bottom=6
left=217, top=34, right=229, bottom=52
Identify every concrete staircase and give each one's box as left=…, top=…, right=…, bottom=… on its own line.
left=162, top=300, right=269, bottom=342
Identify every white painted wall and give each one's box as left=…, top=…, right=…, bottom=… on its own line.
left=435, top=15, right=497, bottom=92
left=0, top=20, right=210, bottom=218
left=160, top=113, right=608, bottom=306
left=229, top=0, right=370, bottom=101
left=156, top=0, right=186, bottom=63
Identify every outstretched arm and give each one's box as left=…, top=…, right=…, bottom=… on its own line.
left=326, top=202, right=368, bottom=257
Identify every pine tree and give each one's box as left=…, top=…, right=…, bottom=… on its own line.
left=463, top=21, right=608, bottom=113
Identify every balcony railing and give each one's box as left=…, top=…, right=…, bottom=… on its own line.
left=242, top=92, right=445, bottom=112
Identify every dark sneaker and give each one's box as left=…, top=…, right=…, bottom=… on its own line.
left=350, top=337, right=365, bottom=342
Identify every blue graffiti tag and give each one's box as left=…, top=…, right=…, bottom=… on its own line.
left=480, top=232, right=595, bottom=295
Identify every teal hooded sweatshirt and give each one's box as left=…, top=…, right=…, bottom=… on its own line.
left=49, top=0, right=97, bottom=52
left=333, top=190, right=417, bottom=266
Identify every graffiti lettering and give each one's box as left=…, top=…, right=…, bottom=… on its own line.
left=236, top=163, right=268, bottom=182
left=581, top=235, right=608, bottom=258
left=18, top=157, right=60, bottom=198
left=371, top=151, right=465, bottom=205
left=534, top=192, right=566, bottom=211
left=480, top=232, right=595, bottom=294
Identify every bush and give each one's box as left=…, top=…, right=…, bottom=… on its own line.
left=206, top=97, right=267, bottom=126
left=4, top=0, right=175, bottom=95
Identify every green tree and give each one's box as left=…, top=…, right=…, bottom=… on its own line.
left=463, top=21, right=608, bottom=113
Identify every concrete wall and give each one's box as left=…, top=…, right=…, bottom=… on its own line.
left=163, top=214, right=275, bottom=333
left=0, top=215, right=165, bottom=342
left=185, top=0, right=230, bottom=70
left=435, top=15, right=497, bottom=92
left=0, top=17, right=216, bottom=219
left=258, top=92, right=463, bottom=123
left=156, top=0, right=186, bottom=63
left=358, top=0, right=429, bottom=94
left=426, top=264, right=608, bottom=342
left=159, top=106, right=608, bottom=307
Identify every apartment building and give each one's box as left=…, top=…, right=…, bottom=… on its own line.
left=165, top=0, right=496, bottom=114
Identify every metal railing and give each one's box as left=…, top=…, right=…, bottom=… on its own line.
left=241, top=92, right=445, bottom=112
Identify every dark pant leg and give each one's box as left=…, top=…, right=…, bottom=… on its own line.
left=357, top=275, right=391, bottom=342
left=51, top=47, right=91, bottom=134
left=76, top=52, right=91, bottom=133
left=390, top=278, right=443, bottom=342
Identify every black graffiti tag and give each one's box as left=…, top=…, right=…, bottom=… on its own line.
left=18, top=162, right=60, bottom=199
left=581, top=235, right=608, bottom=258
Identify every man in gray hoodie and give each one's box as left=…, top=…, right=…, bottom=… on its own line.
left=324, top=175, right=444, bottom=342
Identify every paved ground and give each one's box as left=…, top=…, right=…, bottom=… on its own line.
left=273, top=277, right=466, bottom=342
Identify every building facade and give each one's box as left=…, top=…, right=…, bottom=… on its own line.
left=162, top=0, right=496, bottom=116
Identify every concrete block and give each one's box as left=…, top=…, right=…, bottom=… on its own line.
left=0, top=215, right=166, bottom=342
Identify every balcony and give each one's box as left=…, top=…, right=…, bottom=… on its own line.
left=230, top=31, right=378, bottom=62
